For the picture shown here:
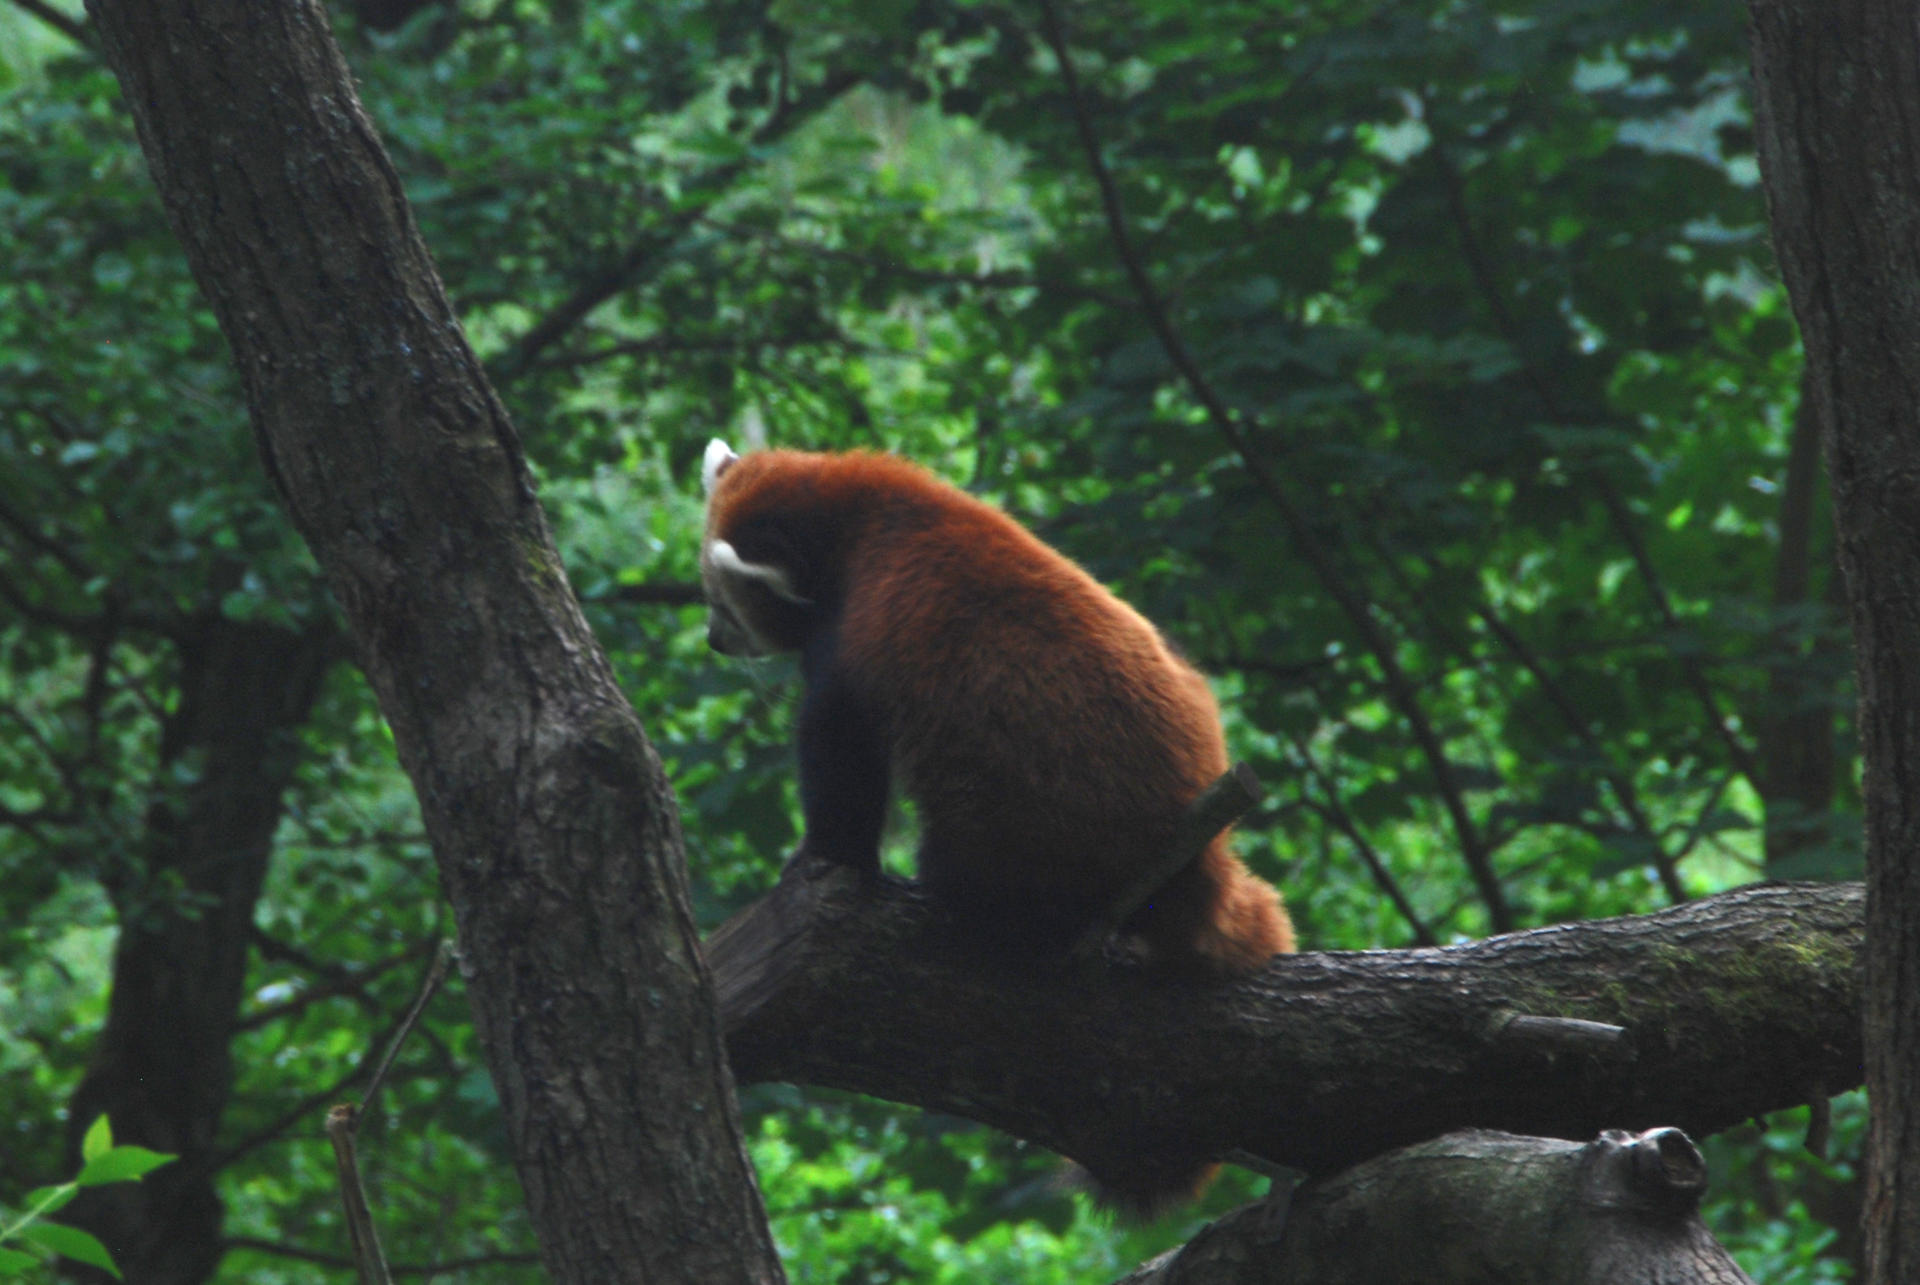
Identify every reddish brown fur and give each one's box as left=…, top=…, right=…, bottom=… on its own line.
left=703, top=447, right=1295, bottom=1214
left=702, top=448, right=1293, bottom=973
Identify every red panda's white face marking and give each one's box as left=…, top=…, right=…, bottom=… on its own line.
left=703, top=540, right=810, bottom=656
left=706, top=540, right=809, bottom=607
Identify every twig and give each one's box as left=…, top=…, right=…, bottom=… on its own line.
left=1035, top=0, right=1514, bottom=931
left=222, top=1237, right=541, bottom=1277
left=1425, top=125, right=1760, bottom=788
left=1355, top=486, right=1685, bottom=903
left=358, top=939, right=456, bottom=1117
left=0, top=488, right=96, bottom=580
left=324, top=940, right=455, bottom=1285
left=1284, top=730, right=1439, bottom=946
left=7, top=0, right=91, bottom=47
left=486, top=69, right=861, bottom=383
left=593, top=579, right=705, bottom=608
left=236, top=937, right=440, bottom=1032
left=326, top=1106, right=393, bottom=1285
left=694, top=211, right=1132, bottom=307
left=1071, top=764, right=1263, bottom=959
left=1468, top=595, right=1689, bottom=904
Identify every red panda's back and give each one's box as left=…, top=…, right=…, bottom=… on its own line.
left=831, top=465, right=1229, bottom=916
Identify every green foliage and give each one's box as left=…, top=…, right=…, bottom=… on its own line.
left=0, top=0, right=1860, bottom=1279
left=1703, top=1094, right=1867, bottom=1283
left=0, top=1115, right=174, bottom=1279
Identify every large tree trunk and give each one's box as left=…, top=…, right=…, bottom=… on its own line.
left=1745, top=3, right=1920, bottom=1281
left=79, top=2, right=784, bottom=1281
left=63, top=619, right=332, bottom=1285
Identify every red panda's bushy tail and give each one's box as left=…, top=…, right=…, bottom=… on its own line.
left=1073, top=1156, right=1222, bottom=1222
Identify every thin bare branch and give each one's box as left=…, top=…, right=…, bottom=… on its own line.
left=223, top=1236, right=541, bottom=1277
left=0, top=488, right=96, bottom=581
left=1035, top=0, right=1515, bottom=930
left=597, top=579, right=704, bottom=608
left=236, top=937, right=441, bottom=1032
left=7, top=0, right=90, bottom=46
left=327, top=1104, right=393, bottom=1285
left=1425, top=124, right=1760, bottom=788
left=1283, top=729, right=1439, bottom=946
left=213, top=943, right=455, bottom=1172
left=357, top=939, right=456, bottom=1118
left=694, top=212, right=1132, bottom=307
left=1469, top=596, right=1689, bottom=903
left=487, top=70, right=861, bottom=384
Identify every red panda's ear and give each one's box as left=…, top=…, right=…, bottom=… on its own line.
left=703, top=439, right=740, bottom=496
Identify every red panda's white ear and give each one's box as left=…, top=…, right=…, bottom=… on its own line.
left=703, top=439, right=740, bottom=495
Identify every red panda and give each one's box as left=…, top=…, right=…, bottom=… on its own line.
left=701, top=440, right=1293, bottom=969
left=699, top=441, right=1293, bottom=1210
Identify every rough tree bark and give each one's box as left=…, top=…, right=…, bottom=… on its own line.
left=715, top=871, right=1862, bottom=1180
left=1118, top=1129, right=1751, bottom=1285
left=1745, top=4, right=1920, bottom=1282
left=63, top=619, right=333, bottom=1285
left=79, top=2, right=783, bottom=1282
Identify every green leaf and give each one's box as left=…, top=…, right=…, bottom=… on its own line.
left=80, top=1116, right=112, bottom=1163
left=18, top=1223, right=122, bottom=1279
left=20, top=1184, right=77, bottom=1218
left=76, top=1147, right=175, bottom=1187
left=0, top=1247, right=43, bottom=1271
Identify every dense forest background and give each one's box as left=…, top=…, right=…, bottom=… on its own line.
left=0, top=0, right=1862, bottom=1280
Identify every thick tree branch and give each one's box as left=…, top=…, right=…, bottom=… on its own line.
left=712, top=877, right=1861, bottom=1181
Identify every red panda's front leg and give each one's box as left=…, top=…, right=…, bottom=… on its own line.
left=793, top=655, right=889, bottom=877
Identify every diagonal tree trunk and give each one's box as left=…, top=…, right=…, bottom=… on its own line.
left=1745, top=3, right=1920, bottom=1281
left=79, top=2, right=785, bottom=1281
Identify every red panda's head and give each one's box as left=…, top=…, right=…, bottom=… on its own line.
left=699, top=439, right=815, bottom=657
